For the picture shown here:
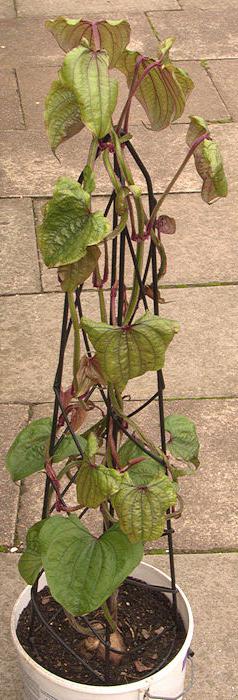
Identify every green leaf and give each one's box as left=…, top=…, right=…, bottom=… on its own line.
left=46, top=18, right=131, bottom=68
left=112, top=475, right=177, bottom=543
left=18, top=521, right=45, bottom=584
left=81, top=311, right=179, bottom=388
left=37, top=177, right=110, bottom=268
left=76, top=461, right=123, bottom=508
left=186, top=116, right=228, bottom=203
left=39, top=515, right=143, bottom=615
left=119, top=439, right=164, bottom=485
left=165, top=414, right=200, bottom=466
left=116, top=45, right=194, bottom=130
left=60, top=44, right=118, bottom=138
left=58, top=245, right=100, bottom=292
left=6, top=417, right=86, bottom=481
left=44, top=79, right=84, bottom=153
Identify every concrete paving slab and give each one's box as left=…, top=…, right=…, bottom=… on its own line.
left=0, top=405, right=28, bottom=546
left=0, top=69, right=24, bottom=129
left=208, top=59, right=238, bottom=122
left=126, top=398, right=238, bottom=551
left=0, top=0, right=16, bottom=18
left=0, top=198, right=41, bottom=294
left=180, top=0, right=238, bottom=8
left=127, top=285, right=238, bottom=399
left=147, top=10, right=238, bottom=59
left=144, top=552, right=238, bottom=699
left=1, top=552, right=237, bottom=699
left=16, top=0, right=180, bottom=16
left=34, top=187, right=238, bottom=294
left=0, top=121, right=235, bottom=197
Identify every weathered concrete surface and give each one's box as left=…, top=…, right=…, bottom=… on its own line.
left=0, top=405, right=28, bottom=546
left=1, top=552, right=237, bottom=699
left=15, top=0, right=180, bottom=17
left=148, top=10, right=238, bottom=59
left=1, top=285, right=238, bottom=404
left=126, top=398, right=238, bottom=551
left=144, top=553, right=238, bottom=699
left=0, top=69, right=24, bottom=129
left=0, top=0, right=16, bottom=18
left=209, top=59, right=238, bottom=122
left=180, top=0, right=238, bottom=8
left=0, top=199, right=41, bottom=294
left=0, top=122, right=235, bottom=196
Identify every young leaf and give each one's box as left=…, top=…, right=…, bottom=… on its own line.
left=186, top=116, right=228, bottom=203
left=164, top=414, right=200, bottom=466
left=116, top=45, right=194, bottom=130
left=82, top=165, right=96, bottom=194
left=76, top=461, right=123, bottom=508
left=81, top=311, right=179, bottom=388
left=37, top=177, right=110, bottom=268
left=46, top=18, right=130, bottom=68
left=39, top=515, right=143, bottom=615
left=119, top=439, right=164, bottom=485
left=60, top=45, right=118, bottom=138
left=76, top=354, right=106, bottom=397
left=6, top=417, right=86, bottom=481
left=58, top=245, right=101, bottom=292
left=44, top=79, right=84, bottom=153
left=18, top=520, right=46, bottom=585
left=112, top=474, right=177, bottom=543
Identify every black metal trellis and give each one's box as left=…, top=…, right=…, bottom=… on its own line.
left=29, top=133, right=186, bottom=688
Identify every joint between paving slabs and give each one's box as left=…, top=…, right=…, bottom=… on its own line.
left=14, top=68, right=26, bottom=128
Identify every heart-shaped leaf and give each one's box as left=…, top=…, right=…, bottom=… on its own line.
left=6, top=417, right=86, bottom=481
left=18, top=520, right=46, bottom=584
left=76, top=461, right=123, bottom=508
left=37, top=177, right=110, bottom=268
left=119, top=439, right=164, bottom=485
left=46, top=18, right=130, bottom=68
left=116, top=43, right=194, bottom=130
left=60, top=44, right=118, bottom=138
left=81, top=311, right=179, bottom=388
left=58, top=245, right=101, bottom=292
left=165, top=414, right=200, bottom=466
left=39, top=515, right=143, bottom=615
left=112, top=475, right=177, bottom=543
left=186, top=116, right=228, bottom=203
left=44, top=79, right=84, bottom=153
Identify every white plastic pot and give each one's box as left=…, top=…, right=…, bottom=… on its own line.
left=11, top=562, right=193, bottom=700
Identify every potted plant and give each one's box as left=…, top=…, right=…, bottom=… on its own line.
left=7, top=15, right=227, bottom=700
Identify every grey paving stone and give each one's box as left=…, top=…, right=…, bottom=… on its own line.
left=148, top=10, right=238, bottom=59
left=1, top=552, right=237, bottom=699
left=16, top=0, right=180, bottom=17
left=0, top=0, right=16, bottom=18
left=0, top=198, right=41, bottom=294
left=126, top=398, right=238, bottom=551
left=144, top=552, right=238, bottom=699
left=0, top=121, right=235, bottom=197
left=208, top=59, right=238, bottom=122
left=0, top=405, right=28, bottom=546
left=0, top=69, right=24, bottom=129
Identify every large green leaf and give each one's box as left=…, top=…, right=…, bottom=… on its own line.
left=186, top=116, right=228, bottom=203
left=44, top=79, right=84, bottom=153
left=119, top=439, right=164, bottom=485
left=60, top=44, right=118, bottom=138
left=81, top=311, right=179, bottom=387
left=6, top=418, right=86, bottom=481
left=76, top=462, right=123, bottom=508
left=39, top=515, right=143, bottom=615
left=46, top=18, right=130, bottom=68
left=37, top=177, right=110, bottom=268
left=58, top=245, right=101, bottom=292
left=165, top=414, right=200, bottom=466
left=112, top=474, right=177, bottom=543
left=116, top=43, right=194, bottom=130
left=18, top=521, right=45, bottom=585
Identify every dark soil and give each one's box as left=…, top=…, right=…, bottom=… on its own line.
left=17, top=578, right=186, bottom=686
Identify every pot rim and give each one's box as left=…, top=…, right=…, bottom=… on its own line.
left=11, top=561, right=193, bottom=695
